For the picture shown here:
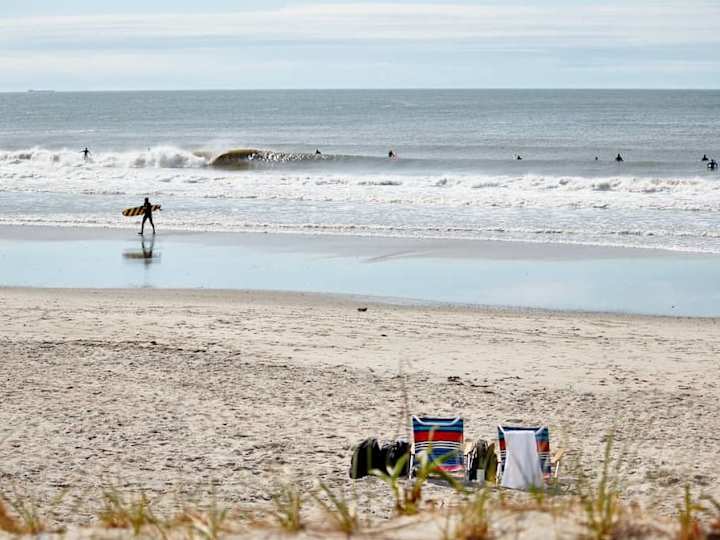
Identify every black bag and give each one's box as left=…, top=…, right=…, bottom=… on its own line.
left=349, top=438, right=382, bottom=479
left=381, top=440, right=411, bottom=477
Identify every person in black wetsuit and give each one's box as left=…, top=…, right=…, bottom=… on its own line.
left=615, top=153, right=624, bottom=162
left=702, top=154, right=709, bottom=162
left=709, top=159, right=718, bottom=170
left=82, top=147, right=90, bottom=160
left=139, top=197, right=156, bottom=235
left=388, top=149, right=396, bottom=159
left=315, top=149, right=322, bottom=155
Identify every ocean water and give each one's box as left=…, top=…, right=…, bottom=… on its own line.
left=1, top=89, right=719, bottom=252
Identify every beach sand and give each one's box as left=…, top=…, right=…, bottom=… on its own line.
left=1, top=287, right=719, bottom=530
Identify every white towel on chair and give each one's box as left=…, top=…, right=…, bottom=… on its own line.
left=501, top=430, right=544, bottom=490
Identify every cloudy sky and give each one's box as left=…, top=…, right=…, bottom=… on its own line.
left=1, top=0, right=718, bottom=91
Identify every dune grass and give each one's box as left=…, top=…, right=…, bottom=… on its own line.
left=178, top=498, right=233, bottom=540
left=444, top=489, right=493, bottom=540
left=371, top=449, right=462, bottom=517
left=0, top=487, right=67, bottom=535
left=271, top=484, right=304, bottom=532
left=0, top=466, right=718, bottom=539
left=97, top=488, right=159, bottom=534
left=311, top=482, right=360, bottom=535
left=576, top=435, right=622, bottom=540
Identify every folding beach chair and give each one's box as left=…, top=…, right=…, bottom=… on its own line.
left=497, top=425, right=565, bottom=485
left=411, top=416, right=466, bottom=481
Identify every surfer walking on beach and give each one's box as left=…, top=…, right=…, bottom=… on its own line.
left=81, top=147, right=90, bottom=160
left=139, top=197, right=156, bottom=235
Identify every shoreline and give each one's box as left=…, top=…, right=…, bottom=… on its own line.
left=2, top=224, right=720, bottom=317
left=1, top=224, right=720, bottom=317
left=2, top=285, right=718, bottom=322
left=0, top=222, right=697, bottom=258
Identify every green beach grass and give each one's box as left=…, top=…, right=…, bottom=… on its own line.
left=2, top=437, right=720, bottom=539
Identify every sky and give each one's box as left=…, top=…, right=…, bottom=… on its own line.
left=1, top=0, right=718, bottom=91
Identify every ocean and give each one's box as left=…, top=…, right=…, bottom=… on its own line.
left=1, top=89, right=719, bottom=252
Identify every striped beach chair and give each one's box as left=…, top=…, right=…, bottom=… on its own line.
left=411, top=416, right=465, bottom=480
left=497, top=425, right=564, bottom=483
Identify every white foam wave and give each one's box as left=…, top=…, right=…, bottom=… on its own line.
left=0, top=146, right=209, bottom=169
left=357, top=179, right=403, bottom=186
left=3, top=150, right=720, bottom=253
left=1, top=165, right=719, bottom=213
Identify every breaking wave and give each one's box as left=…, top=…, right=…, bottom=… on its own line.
left=0, top=145, right=398, bottom=171
left=3, top=145, right=720, bottom=253
left=0, top=146, right=209, bottom=169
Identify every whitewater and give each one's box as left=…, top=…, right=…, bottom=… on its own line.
left=1, top=90, right=719, bottom=252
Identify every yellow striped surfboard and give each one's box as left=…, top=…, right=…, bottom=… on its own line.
left=122, top=204, right=161, bottom=217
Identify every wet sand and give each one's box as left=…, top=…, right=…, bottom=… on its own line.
left=1, top=225, right=719, bottom=316
left=1, top=287, right=718, bottom=527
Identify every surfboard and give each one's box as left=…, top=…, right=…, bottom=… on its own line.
left=122, top=204, right=161, bottom=217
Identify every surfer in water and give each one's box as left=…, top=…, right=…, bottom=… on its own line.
left=139, top=197, right=156, bottom=235
left=315, top=149, right=322, bottom=155
left=709, top=159, right=718, bottom=170
left=388, top=149, right=397, bottom=160
left=702, top=154, right=709, bottom=162
left=81, top=147, right=90, bottom=160
left=615, top=153, right=624, bottom=162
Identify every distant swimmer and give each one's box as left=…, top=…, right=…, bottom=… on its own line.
left=315, top=149, right=322, bottom=155
left=388, top=149, right=397, bottom=159
left=709, top=159, right=718, bottom=170
left=81, top=147, right=90, bottom=160
left=701, top=154, right=709, bottom=162
left=139, top=197, right=156, bottom=235
left=515, top=155, right=523, bottom=161
left=615, top=153, right=624, bottom=162
left=595, top=156, right=599, bottom=161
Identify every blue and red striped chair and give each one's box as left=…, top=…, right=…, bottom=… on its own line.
left=497, top=425, right=565, bottom=483
left=411, top=416, right=465, bottom=480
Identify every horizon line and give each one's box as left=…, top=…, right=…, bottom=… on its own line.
left=5, top=87, right=720, bottom=94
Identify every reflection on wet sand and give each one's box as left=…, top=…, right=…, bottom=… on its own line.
left=122, top=236, right=159, bottom=264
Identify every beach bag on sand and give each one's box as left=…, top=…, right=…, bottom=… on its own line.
left=381, top=440, right=411, bottom=477
left=349, top=438, right=382, bottom=479
left=466, top=440, right=498, bottom=483
left=466, top=439, right=487, bottom=482
left=484, top=442, right=498, bottom=483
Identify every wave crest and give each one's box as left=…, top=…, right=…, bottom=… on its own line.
left=0, top=146, right=209, bottom=169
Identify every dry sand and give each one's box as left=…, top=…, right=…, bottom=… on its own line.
left=1, top=287, right=719, bottom=529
